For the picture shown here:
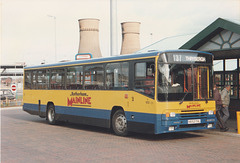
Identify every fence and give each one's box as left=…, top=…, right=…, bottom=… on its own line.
left=1, top=98, right=23, bottom=107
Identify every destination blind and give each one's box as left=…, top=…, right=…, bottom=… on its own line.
left=159, top=52, right=212, bottom=63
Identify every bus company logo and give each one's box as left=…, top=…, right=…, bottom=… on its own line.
left=67, top=92, right=91, bottom=107
left=187, top=104, right=201, bottom=109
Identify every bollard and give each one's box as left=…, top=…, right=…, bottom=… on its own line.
left=237, top=111, right=240, bottom=134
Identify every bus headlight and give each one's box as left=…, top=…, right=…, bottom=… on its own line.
left=208, top=110, right=214, bottom=115
left=170, top=112, right=176, bottom=117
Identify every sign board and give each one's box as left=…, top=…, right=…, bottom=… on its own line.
left=159, top=52, right=211, bottom=63
left=11, top=84, right=17, bottom=92
left=75, top=53, right=92, bottom=60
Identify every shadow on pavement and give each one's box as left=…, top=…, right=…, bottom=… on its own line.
left=3, top=110, right=205, bottom=141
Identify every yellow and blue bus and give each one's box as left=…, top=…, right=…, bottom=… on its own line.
left=23, top=50, right=216, bottom=136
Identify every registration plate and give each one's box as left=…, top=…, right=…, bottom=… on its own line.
left=188, top=119, right=201, bottom=124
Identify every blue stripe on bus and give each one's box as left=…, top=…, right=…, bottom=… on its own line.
left=23, top=103, right=39, bottom=111
left=23, top=103, right=156, bottom=124
left=56, top=105, right=111, bottom=120
left=125, top=112, right=156, bottom=124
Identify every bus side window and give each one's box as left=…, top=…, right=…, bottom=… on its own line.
left=36, top=70, right=49, bottom=90
left=50, top=69, right=65, bottom=90
left=84, top=64, right=104, bottom=90
left=24, top=71, right=32, bottom=89
left=134, top=61, right=155, bottom=98
left=105, top=62, right=129, bottom=90
left=66, top=66, right=83, bottom=90
left=32, top=71, right=37, bottom=89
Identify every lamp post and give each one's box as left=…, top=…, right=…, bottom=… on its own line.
left=110, top=0, right=117, bottom=56
left=47, top=15, right=57, bottom=62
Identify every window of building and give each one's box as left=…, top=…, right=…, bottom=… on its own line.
left=231, top=86, right=238, bottom=99
left=225, top=73, right=237, bottom=86
left=214, top=58, right=240, bottom=99
left=214, top=73, right=224, bottom=85
left=239, top=59, right=240, bottom=71
left=105, top=62, right=129, bottom=90
left=84, top=64, right=104, bottom=90
left=50, top=69, right=65, bottom=89
left=225, top=73, right=238, bottom=99
left=213, top=60, right=223, bottom=71
left=66, top=66, right=83, bottom=89
left=134, top=60, right=155, bottom=98
left=239, top=85, right=240, bottom=100
left=239, top=72, right=240, bottom=99
left=225, top=59, right=237, bottom=71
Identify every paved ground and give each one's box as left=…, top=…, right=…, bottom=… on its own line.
left=1, top=107, right=240, bottom=163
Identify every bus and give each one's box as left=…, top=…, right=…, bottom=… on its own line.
left=23, top=50, right=216, bottom=136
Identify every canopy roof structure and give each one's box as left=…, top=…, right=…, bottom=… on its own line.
left=180, top=18, right=240, bottom=60
left=137, top=18, right=240, bottom=60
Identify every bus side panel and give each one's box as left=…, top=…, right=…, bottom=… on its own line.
left=23, top=102, right=111, bottom=128
left=23, top=90, right=128, bottom=129
left=56, top=106, right=111, bottom=128
left=23, top=90, right=158, bottom=133
left=23, top=103, right=39, bottom=116
left=125, top=111, right=156, bottom=134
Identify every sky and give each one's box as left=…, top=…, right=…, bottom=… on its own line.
left=1, top=0, right=240, bottom=66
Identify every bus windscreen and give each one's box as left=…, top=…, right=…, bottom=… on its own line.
left=158, top=53, right=212, bottom=102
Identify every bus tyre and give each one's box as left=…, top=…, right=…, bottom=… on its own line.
left=112, top=110, right=128, bottom=136
left=47, top=105, right=56, bottom=125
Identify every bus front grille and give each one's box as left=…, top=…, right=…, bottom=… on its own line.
left=179, top=112, right=207, bottom=119
left=179, top=123, right=206, bottom=129
left=181, top=109, right=204, bottom=112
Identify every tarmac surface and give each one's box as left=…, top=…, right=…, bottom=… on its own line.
left=1, top=107, right=240, bottom=162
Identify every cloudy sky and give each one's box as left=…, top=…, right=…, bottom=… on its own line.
left=1, top=0, right=240, bottom=66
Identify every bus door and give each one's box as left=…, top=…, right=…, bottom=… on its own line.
left=195, top=66, right=209, bottom=99
left=130, top=60, right=155, bottom=111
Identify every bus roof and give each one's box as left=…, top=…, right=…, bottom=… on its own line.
left=25, top=50, right=212, bottom=70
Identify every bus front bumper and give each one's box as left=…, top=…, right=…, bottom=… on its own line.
left=155, top=112, right=216, bottom=134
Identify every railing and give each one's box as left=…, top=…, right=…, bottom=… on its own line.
left=1, top=98, right=23, bottom=107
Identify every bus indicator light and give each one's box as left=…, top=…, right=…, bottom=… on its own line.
left=166, top=112, right=170, bottom=117
left=124, top=94, right=128, bottom=99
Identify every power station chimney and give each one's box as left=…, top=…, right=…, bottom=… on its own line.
left=78, top=18, right=102, bottom=58
left=120, top=22, right=141, bottom=55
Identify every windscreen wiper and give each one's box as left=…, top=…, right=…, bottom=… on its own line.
left=179, top=91, right=189, bottom=104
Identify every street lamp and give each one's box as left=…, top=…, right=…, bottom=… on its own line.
left=110, top=0, right=117, bottom=56
left=47, top=15, right=57, bottom=62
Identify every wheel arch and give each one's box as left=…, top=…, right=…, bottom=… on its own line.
left=110, top=106, right=125, bottom=129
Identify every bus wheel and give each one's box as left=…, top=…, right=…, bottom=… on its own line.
left=112, top=110, right=128, bottom=136
left=47, top=105, right=56, bottom=125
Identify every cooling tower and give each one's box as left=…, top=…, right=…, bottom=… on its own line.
left=120, top=22, right=141, bottom=55
left=78, top=18, right=102, bottom=58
